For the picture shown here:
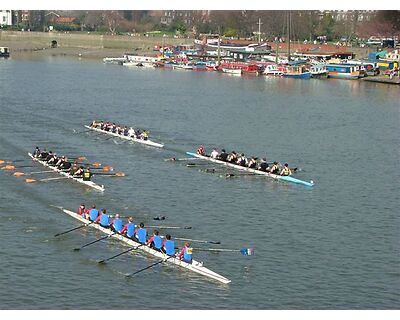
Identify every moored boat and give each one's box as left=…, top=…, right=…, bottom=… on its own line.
left=325, top=64, right=361, bottom=80
left=28, top=153, right=105, bottom=192
left=282, top=66, right=311, bottom=79
left=310, top=64, right=328, bottom=78
left=84, top=125, right=164, bottom=148
left=221, top=68, right=242, bottom=75
left=186, top=152, right=314, bottom=187
left=0, top=47, right=10, bottom=58
left=60, top=207, right=231, bottom=284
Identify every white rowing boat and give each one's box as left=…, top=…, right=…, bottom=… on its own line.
left=186, top=152, right=314, bottom=187
left=61, top=208, right=231, bottom=284
left=85, top=125, right=164, bottom=148
left=28, top=153, right=105, bottom=192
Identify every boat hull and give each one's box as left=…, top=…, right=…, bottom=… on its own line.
left=186, top=152, right=314, bottom=187
left=61, top=208, right=231, bottom=284
left=28, top=153, right=105, bottom=191
left=85, top=126, right=164, bottom=148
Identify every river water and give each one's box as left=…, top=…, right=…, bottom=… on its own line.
left=0, top=56, right=399, bottom=310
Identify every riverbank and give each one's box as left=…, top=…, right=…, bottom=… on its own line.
left=0, top=30, right=192, bottom=60
left=0, top=30, right=373, bottom=61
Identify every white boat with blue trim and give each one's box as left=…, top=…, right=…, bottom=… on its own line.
left=60, top=208, right=231, bottom=284
left=186, top=151, right=314, bottom=187
left=85, top=125, right=164, bottom=148
left=28, top=153, right=105, bottom=192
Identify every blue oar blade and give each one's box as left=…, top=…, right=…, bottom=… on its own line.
left=240, top=248, right=255, bottom=256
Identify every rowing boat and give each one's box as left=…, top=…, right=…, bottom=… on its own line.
left=28, top=153, right=105, bottom=192
left=186, top=152, right=314, bottom=187
left=60, top=208, right=231, bottom=284
left=84, top=125, right=164, bottom=148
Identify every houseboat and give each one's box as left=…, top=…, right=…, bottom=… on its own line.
left=282, top=66, right=311, bottom=79
left=325, top=64, right=361, bottom=80
left=310, top=64, right=328, bottom=78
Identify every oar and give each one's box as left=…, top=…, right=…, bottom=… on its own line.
left=164, top=157, right=198, bottom=161
left=92, top=172, right=125, bottom=177
left=73, top=232, right=117, bottom=251
left=54, top=221, right=94, bottom=237
left=193, top=247, right=255, bottom=255
left=98, top=243, right=145, bottom=264
left=39, top=176, right=71, bottom=182
left=125, top=255, right=175, bottom=278
left=186, top=162, right=211, bottom=167
left=147, top=225, right=192, bottom=230
left=172, top=236, right=221, bottom=245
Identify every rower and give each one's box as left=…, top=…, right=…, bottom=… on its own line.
left=210, top=149, right=219, bottom=159
left=78, top=203, right=88, bottom=218
left=55, top=156, right=64, bottom=168
left=94, top=208, right=110, bottom=228
left=134, top=222, right=147, bottom=244
left=196, top=145, right=205, bottom=156
left=44, top=151, right=53, bottom=162
left=33, top=146, right=41, bottom=158
left=128, top=127, right=136, bottom=137
left=218, top=149, right=228, bottom=161
left=73, top=166, right=84, bottom=177
left=47, top=153, right=58, bottom=165
left=111, top=123, right=117, bottom=133
left=121, top=217, right=136, bottom=239
left=123, top=126, right=129, bottom=136
left=88, top=204, right=100, bottom=222
left=69, top=161, right=79, bottom=175
left=247, top=156, right=257, bottom=169
left=39, top=148, right=49, bottom=160
left=162, top=234, right=176, bottom=257
left=227, top=151, right=238, bottom=163
left=140, top=131, right=149, bottom=141
left=110, top=213, right=124, bottom=234
left=237, top=153, right=247, bottom=167
left=99, top=121, right=105, bottom=130
left=280, top=163, right=292, bottom=176
left=82, top=167, right=92, bottom=181
left=258, top=158, right=269, bottom=172
left=147, top=230, right=162, bottom=251
left=177, top=242, right=193, bottom=264
left=59, top=157, right=71, bottom=171
left=269, top=161, right=280, bottom=175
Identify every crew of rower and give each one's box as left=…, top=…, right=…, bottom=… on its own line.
left=33, top=147, right=92, bottom=181
left=90, top=120, right=150, bottom=141
left=198, top=146, right=293, bottom=176
left=78, top=203, right=192, bottom=263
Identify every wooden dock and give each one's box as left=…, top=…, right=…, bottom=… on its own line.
left=362, top=76, right=400, bottom=85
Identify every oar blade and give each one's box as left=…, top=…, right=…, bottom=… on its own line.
left=240, top=248, right=255, bottom=256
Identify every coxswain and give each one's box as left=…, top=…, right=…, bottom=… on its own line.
left=247, top=156, right=257, bottom=169
left=121, top=217, right=136, bottom=238
left=269, top=161, right=280, bottom=174
left=196, top=145, right=205, bottom=156
left=90, top=120, right=97, bottom=128
left=162, top=234, right=176, bottom=256
left=33, top=147, right=41, bottom=158
left=210, top=149, right=219, bottom=159
left=94, top=208, right=110, bottom=228
left=258, top=158, right=269, bottom=172
left=218, top=149, right=228, bottom=161
left=147, top=230, right=162, bottom=251
left=88, top=204, right=99, bottom=222
left=177, top=242, right=193, bottom=263
left=141, top=131, right=149, bottom=140
left=280, top=163, right=292, bottom=176
left=78, top=203, right=88, bottom=218
left=134, top=222, right=147, bottom=244
left=227, top=151, right=238, bottom=163
left=237, top=153, right=247, bottom=167
left=110, top=213, right=124, bottom=234
left=82, top=167, right=92, bottom=181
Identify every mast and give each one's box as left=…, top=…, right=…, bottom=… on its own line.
left=257, top=18, right=263, bottom=43
left=287, top=11, right=291, bottom=62
left=217, top=27, right=221, bottom=66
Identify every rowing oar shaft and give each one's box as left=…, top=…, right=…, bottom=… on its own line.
left=173, top=237, right=221, bottom=245
left=98, top=243, right=145, bottom=264
left=147, top=225, right=192, bottom=230
left=74, top=232, right=116, bottom=251
left=125, top=255, right=174, bottom=278
left=54, top=222, right=94, bottom=237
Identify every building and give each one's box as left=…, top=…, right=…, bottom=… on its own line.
left=0, top=10, right=12, bottom=26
